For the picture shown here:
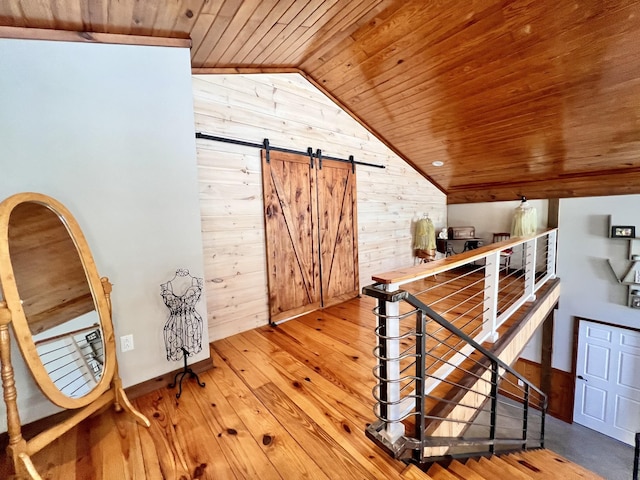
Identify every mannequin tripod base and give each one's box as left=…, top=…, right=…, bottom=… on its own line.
left=168, top=347, right=205, bottom=399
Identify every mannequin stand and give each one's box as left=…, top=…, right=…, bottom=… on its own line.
left=168, top=347, right=205, bottom=399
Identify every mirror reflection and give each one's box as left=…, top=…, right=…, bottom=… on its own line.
left=7, top=201, right=105, bottom=398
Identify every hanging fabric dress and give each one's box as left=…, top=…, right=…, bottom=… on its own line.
left=414, top=216, right=436, bottom=262
left=511, top=197, right=537, bottom=236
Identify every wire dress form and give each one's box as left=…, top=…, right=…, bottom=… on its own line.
left=160, top=268, right=205, bottom=398
left=161, top=269, right=204, bottom=361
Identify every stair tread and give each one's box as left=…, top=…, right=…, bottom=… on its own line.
left=511, top=450, right=605, bottom=479
left=483, top=455, right=534, bottom=480
left=521, top=449, right=602, bottom=477
left=401, top=463, right=436, bottom=480
left=427, top=463, right=462, bottom=480
left=501, top=452, right=551, bottom=479
left=464, top=458, right=498, bottom=479
left=474, top=456, right=518, bottom=479
left=447, top=460, right=488, bottom=480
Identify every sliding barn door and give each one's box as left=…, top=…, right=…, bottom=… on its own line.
left=262, top=151, right=359, bottom=323
left=262, top=150, right=321, bottom=323
left=317, top=159, right=359, bottom=307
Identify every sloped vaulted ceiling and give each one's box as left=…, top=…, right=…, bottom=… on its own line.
left=3, top=0, right=640, bottom=203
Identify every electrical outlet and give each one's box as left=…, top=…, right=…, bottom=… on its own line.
left=517, top=379, right=524, bottom=387
left=120, top=334, right=134, bottom=352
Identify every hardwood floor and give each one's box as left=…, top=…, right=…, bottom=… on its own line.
left=1, top=273, right=558, bottom=479
left=1, top=296, right=421, bottom=480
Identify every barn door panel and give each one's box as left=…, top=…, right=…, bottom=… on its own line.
left=262, top=150, right=321, bottom=322
left=317, top=159, right=359, bottom=307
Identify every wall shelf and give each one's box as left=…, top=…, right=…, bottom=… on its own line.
left=607, top=215, right=640, bottom=308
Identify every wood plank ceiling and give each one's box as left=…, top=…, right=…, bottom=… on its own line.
left=2, top=0, right=640, bottom=203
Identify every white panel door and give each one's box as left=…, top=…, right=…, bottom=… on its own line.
left=574, top=320, right=640, bottom=445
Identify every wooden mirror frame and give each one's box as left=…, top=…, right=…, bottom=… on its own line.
left=0, top=192, right=149, bottom=480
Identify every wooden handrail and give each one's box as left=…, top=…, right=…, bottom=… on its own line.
left=371, top=228, right=557, bottom=285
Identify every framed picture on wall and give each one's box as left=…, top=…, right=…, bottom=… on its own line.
left=611, top=225, right=636, bottom=238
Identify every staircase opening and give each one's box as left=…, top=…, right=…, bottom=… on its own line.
left=363, top=229, right=560, bottom=464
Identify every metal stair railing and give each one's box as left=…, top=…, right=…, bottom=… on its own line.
left=364, top=284, right=548, bottom=463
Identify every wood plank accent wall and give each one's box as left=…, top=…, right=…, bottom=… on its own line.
left=501, top=358, right=574, bottom=423
left=192, top=73, right=446, bottom=341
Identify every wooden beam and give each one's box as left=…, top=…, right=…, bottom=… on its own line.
left=0, top=26, right=191, bottom=48
left=547, top=199, right=559, bottom=228
left=447, top=171, right=640, bottom=204
left=191, top=67, right=302, bottom=75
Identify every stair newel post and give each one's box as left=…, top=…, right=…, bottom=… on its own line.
left=522, top=383, right=529, bottom=449
left=381, top=282, right=405, bottom=442
left=489, top=361, right=499, bottom=454
left=414, top=309, right=426, bottom=462
left=375, top=293, right=389, bottom=431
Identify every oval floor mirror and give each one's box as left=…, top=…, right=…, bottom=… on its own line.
left=0, top=192, right=149, bottom=480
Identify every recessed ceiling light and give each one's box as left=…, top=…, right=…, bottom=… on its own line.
left=432, top=160, right=444, bottom=167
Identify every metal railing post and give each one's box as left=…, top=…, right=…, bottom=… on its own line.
left=382, top=282, right=405, bottom=442
left=414, top=310, right=426, bottom=463
left=376, top=295, right=389, bottom=429
left=489, top=361, right=498, bottom=454
left=522, top=384, right=529, bottom=449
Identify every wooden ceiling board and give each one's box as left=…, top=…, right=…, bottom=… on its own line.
left=264, top=0, right=343, bottom=65
left=3, top=0, right=640, bottom=203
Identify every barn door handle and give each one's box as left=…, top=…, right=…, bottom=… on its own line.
left=577, top=375, right=587, bottom=381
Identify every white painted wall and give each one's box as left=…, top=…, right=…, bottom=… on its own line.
left=553, top=195, right=640, bottom=371
left=193, top=74, right=447, bottom=341
left=0, top=39, right=207, bottom=429
left=448, top=199, right=549, bottom=247
left=448, top=195, right=640, bottom=371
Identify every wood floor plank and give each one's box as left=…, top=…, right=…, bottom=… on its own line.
left=180, top=376, right=282, bottom=480
left=1, top=292, right=596, bottom=480
left=208, top=348, right=331, bottom=480
left=262, top=324, right=375, bottom=407
left=30, top=427, right=77, bottom=480
left=254, top=380, right=381, bottom=480
left=224, top=329, right=406, bottom=479
left=88, top=410, right=129, bottom=480
left=133, top=391, right=193, bottom=479
left=74, top=416, right=98, bottom=479
left=134, top=420, right=164, bottom=480
left=294, top=309, right=376, bottom=355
